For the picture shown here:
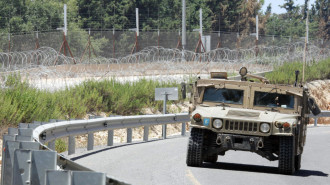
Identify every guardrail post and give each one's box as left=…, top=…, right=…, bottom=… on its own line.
left=16, top=128, right=33, bottom=142
left=8, top=128, right=18, bottom=135
left=68, top=136, right=75, bottom=155
left=181, top=123, right=186, bottom=136
left=46, top=170, right=71, bottom=185
left=107, top=130, right=114, bottom=146
left=19, top=123, right=29, bottom=128
left=72, top=171, right=106, bottom=185
left=12, top=150, right=32, bottom=185
left=143, top=126, right=149, bottom=142
left=48, top=140, right=56, bottom=151
left=2, top=135, right=17, bottom=185
left=162, top=124, right=167, bottom=139
left=127, top=128, right=132, bottom=143
left=31, top=150, right=57, bottom=185
left=314, top=118, right=318, bottom=127
left=87, top=133, right=94, bottom=151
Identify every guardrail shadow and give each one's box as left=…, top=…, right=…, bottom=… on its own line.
left=200, top=162, right=328, bottom=177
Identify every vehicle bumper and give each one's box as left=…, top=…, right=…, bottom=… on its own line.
left=217, top=134, right=263, bottom=152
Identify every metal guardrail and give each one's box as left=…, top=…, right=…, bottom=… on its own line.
left=1, top=113, right=190, bottom=185
left=309, top=111, right=330, bottom=126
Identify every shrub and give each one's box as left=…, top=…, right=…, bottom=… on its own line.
left=0, top=75, right=184, bottom=126
left=55, top=139, right=67, bottom=153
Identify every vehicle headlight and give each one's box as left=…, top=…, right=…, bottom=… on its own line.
left=260, top=123, right=270, bottom=133
left=213, top=119, right=223, bottom=129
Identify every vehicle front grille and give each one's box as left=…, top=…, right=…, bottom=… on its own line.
left=224, top=120, right=259, bottom=133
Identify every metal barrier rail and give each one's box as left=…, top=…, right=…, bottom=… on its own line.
left=309, top=111, right=330, bottom=126
left=1, top=113, right=190, bottom=185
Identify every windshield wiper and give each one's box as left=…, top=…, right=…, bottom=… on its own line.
left=266, top=107, right=279, bottom=112
left=216, top=102, right=230, bottom=110
left=200, top=104, right=210, bottom=107
left=258, top=87, right=277, bottom=102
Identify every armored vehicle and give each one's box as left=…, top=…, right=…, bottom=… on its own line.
left=186, top=67, right=320, bottom=174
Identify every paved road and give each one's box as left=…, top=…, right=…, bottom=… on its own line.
left=73, top=126, right=330, bottom=185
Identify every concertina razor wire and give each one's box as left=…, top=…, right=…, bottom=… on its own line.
left=0, top=42, right=329, bottom=90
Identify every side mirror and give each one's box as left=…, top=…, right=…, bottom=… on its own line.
left=308, top=97, right=321, bottom=116
left=181, top=82, right=186, bottom=99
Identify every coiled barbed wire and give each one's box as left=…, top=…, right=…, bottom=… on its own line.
left=0, top=42, right=329, bottom=90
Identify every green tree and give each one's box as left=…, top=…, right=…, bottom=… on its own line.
left=265, top=3, right=272, bottom=15
left=315, top=0, right=329, bottom=40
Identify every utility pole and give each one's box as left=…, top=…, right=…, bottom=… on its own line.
left=199, top=8, right=203, bottom=37
left=256, top=15, right=259, bottom=41
left=182, top=0, right=186, bottom=50
left=64, top=4, right=67, bottom=36
left=136, top=8, right=139, bottom=36
left=302, top=2, right=309, bottom=84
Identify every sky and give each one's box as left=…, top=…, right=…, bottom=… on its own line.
left=262, top=0, right=316, bottom=14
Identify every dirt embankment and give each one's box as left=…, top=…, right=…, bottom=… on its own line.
left=307, top=80, right=330, bottom=124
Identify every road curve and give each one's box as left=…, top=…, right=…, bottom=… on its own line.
left=73, top=126, right=330, bottom=185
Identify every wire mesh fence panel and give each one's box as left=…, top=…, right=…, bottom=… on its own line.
left=0, top=30, right=329, bottom=90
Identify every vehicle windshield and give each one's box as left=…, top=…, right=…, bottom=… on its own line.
left=254, top=91, right=294, bottom=109
left=203, top=88, right=244, bottom=104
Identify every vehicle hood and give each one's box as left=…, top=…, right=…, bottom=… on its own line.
left=192, top=106, right=299, bottom=123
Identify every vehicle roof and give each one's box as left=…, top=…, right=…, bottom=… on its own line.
left=196, top=78, right=303, bottom=95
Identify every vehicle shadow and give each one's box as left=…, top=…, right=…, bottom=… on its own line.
left=200, top=162, right=328, bottom=177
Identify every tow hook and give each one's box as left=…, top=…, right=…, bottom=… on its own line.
left=216, top=135, right=222, bottom=145
left=257, top=139, right=264, bottom=149
left=249, top=138, right=254, bottom=144
left=225, top=136, right=231, bottom=142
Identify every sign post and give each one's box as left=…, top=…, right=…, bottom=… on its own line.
left=155, top=88, right=178, bottom=139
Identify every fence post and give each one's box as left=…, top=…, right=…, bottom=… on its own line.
left=68, top=136, right=75, bottom=155
left=87, top=133, right=94, bottom=151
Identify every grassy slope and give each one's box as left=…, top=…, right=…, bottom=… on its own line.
left=0, top=75, right=182, bottom=126
left=265, top=58, right=330, bottom=84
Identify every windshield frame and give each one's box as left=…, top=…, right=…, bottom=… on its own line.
left=200, top=84, right=249, bottom=108
left=251, top=86, right=298, bottom=113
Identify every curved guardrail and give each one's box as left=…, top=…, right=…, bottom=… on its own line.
left=1, top=113, right=190, bottom=185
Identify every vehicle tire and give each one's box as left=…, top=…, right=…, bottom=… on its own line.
left=295, top=154, right=301, bottom=171
left=204, top=154, right=218, bottom=163
left=186, top=128, right=204, bottom=167
left=278, top=136, right=295, bottom=175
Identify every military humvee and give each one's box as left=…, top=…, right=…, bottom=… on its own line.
left=186, top=67, right=320, bottom=174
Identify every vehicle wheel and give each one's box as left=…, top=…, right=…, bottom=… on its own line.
left=295, top=154, right=301, bottom=171
left=186, top=128, right=204, bottom=167
left=204, top=154, right=218, bottom=163
left=278, top=136, right=295, bottom=174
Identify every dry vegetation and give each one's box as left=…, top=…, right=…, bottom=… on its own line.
left=308, top=80, right=330, bottom=124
